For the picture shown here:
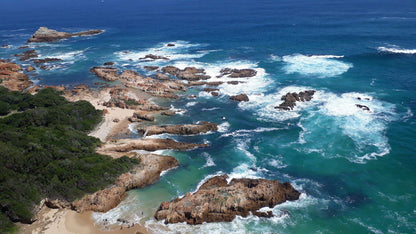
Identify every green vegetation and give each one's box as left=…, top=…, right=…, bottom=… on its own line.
left=0, top=87, right=138, bottom=232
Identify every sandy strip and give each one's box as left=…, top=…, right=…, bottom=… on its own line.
left=17, top=207, right=149, bottom=234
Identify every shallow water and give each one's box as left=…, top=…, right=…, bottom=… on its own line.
left=2, top=0, right=416, bottom=233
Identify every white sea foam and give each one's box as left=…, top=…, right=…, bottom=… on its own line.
left=185, top=101, right=197, bottom=107
left=279, top=54, right=352, bottom=77
left=115, top=40, right=208, bottom=64
left=201, top=152, right=216, bottom=168
left=217, top=122, right=230, bottom=133
left=241, top=85, right=396, bottom=163
left=201, top=107, right=220, bottom=111
left=378, top=45, right=416, bottom=54
left=92, top=195, right=143, bottom=226
left=37, top=49, right=86, bottom=65
left=220, top=127, right=281, bottom=138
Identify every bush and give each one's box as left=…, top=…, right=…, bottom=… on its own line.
left=0, top=88, right=138, bottom=232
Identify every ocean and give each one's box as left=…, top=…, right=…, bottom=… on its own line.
left=1, top=0, right=416, bottom=233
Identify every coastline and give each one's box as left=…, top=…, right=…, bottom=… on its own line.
left=17, top=207, right=148, bottom=234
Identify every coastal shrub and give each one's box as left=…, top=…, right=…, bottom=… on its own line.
left=0, top=88, right=139, bottom=232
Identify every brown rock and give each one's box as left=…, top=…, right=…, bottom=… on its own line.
left=154, top=175, right=300, bottom=224
left=104, top=62, right=115, bottom=66
left=167, top=43, right=175, bottom=47
left=97, top=138, right=208, bottom=154
left=0, top=61, right=33, bottom=91
left=203, top=88, right=219, bottom=92
left=113, top=118, right=120, bottom=123
left=230, top=93, right=249, bottom=102
left=218, top=68, right=257, bottom=78
left=356, top=104, right=370, bottom=111
left=162, top=66, right=211, bottom=81
left=156, top=73, right=170, bottom=80
left=211, top=91, right=219, bottom=96
left=137, top=122, right=218, bottom=136
left=144, top=66, right=159, bottom=71
left=161, top=110, right=176, bottom=116
left=132, top=111, right=155, bottom=121
left=140, top=54, right=169, bottom=60
left=73, top=154, right=178, bottom=212
left=26, top=65, right=36, bottom=72
left=14, top=49, right=38, bottom=61
left=28, top=27, right=103, bottom=43
left=90, top=67, right=119, bottom=81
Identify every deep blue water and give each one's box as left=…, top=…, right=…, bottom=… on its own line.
left=1, top=0, right=416, bottom=233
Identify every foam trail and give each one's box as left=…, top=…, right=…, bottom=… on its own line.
left=378, top=46, right=416, bottom=54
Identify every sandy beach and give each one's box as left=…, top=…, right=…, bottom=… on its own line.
left=17, top=207, right=149, bottom=234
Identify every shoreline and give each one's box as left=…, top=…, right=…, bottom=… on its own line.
left=17, top=207, right=149, bottom=234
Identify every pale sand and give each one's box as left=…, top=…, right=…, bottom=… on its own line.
left=65, top=87, right=137, bottom=142
left=18, top=207, right=149, bottom=234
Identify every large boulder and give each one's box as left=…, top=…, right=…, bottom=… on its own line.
left=230, top=93, right=249, bottom=102
left=154, top=175, right=300, bottom=224
left=0, top=61, right=33, bottom=91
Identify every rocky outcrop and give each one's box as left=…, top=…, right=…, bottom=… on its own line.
left=218, top=68, right=257, bottom=78
left=230, top=93, right=249, bottom=102
left=104, top=62, right=114, bottom=66
left=140, top=54, right=169, bottom=60
left=137, top=122, right=218, bottom=136
left=162, top=66, right=211, bottom=81
left=187, top=81, right=223, bottom=86
left=73, top=153, right=178, bottom=212
left=26, top=65, right=36, bottom=72
left=28, top=27, right=103, bottom=43
left=14, top=49, right=38, bottom=61
left=32, top=58, right=63, bottom=64
left=0, top=61, right=33, bottom=91
left=275, top=90, right=316, bottom=110
left=144, top=66, right=159, bottom=71
left=90, top=67, right=187, bottom=98
left=97, top=138, right=208, bottom=157
left=356, top=104, right=370, bottom=111
left=27, top=85, right=66, bottom=94
left=154, top=175, right=300, bottom=224
left=128, top=111, right=155, bottom=122
left=90, top=67, right=119, bottom=81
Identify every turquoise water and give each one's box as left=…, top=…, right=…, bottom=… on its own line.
left=1, top=0, right=416, bottom=233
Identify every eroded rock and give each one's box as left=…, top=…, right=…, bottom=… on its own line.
left=154, top=175, right=300, bottom=224
left=137, top=122, right=218, bottom=136
left=230, top=93, right=249, bottom=102
left=28, top=27, right=103, bottom=43
left=275, top=90, right=316, bottom=110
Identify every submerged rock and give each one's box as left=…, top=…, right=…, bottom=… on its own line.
left=32, top=58, right=63, bottom=64
left=25, top=65, right=36, bottom=72
left=28, top=27, right=103, bottom=43
left=230, top=93, right=249, bottom=102
left=154, top=175, right=300, bottom=224
left=140, top=54, right=169, bottom=60
left=275, top=90, right=316, bottom=110
left=137, top=122, right=218, bottom=136
left=14, top=49, right=38, bottom=61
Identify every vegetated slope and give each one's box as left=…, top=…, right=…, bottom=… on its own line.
left=0, top=87, right=138, bottom=232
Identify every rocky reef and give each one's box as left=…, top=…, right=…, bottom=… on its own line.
left=230, top=93, right=249, bottom=102
left=275, top=90, right=316, bottom=110
left=28, top=27, right=103, bottom=43
left=154, top=175, right=300, bottom=224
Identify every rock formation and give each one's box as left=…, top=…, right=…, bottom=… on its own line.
left=0, top=60, right=33, bottom=91
left=218, top=68, right=257, bottom=78
left=230, top=93, right=249, bottom=102
left=96, top=138, right=209, bottom=157
left=137, top=122, right=218, bottom=136
left=32, top=58, right=63, bottom=64
left=154, top=175, right=301, bottom=224
left=356, top=104, right=370, bottom=111
left=144, top=66, right=159, bottom=71
left=275, top=90, right=316, bottom=110
left=72, top=153, right=178, bottom=212
left=90, top=67, right=187, bottom=98
left=28, top=27, right=103, bottom=42
left=140, top=54, right=169, bottom=60
left=162, top=66, right=211, bottom=81
left=26, top=65, right=36, bottom=72
left=14, top=49, right=38, bottom=61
